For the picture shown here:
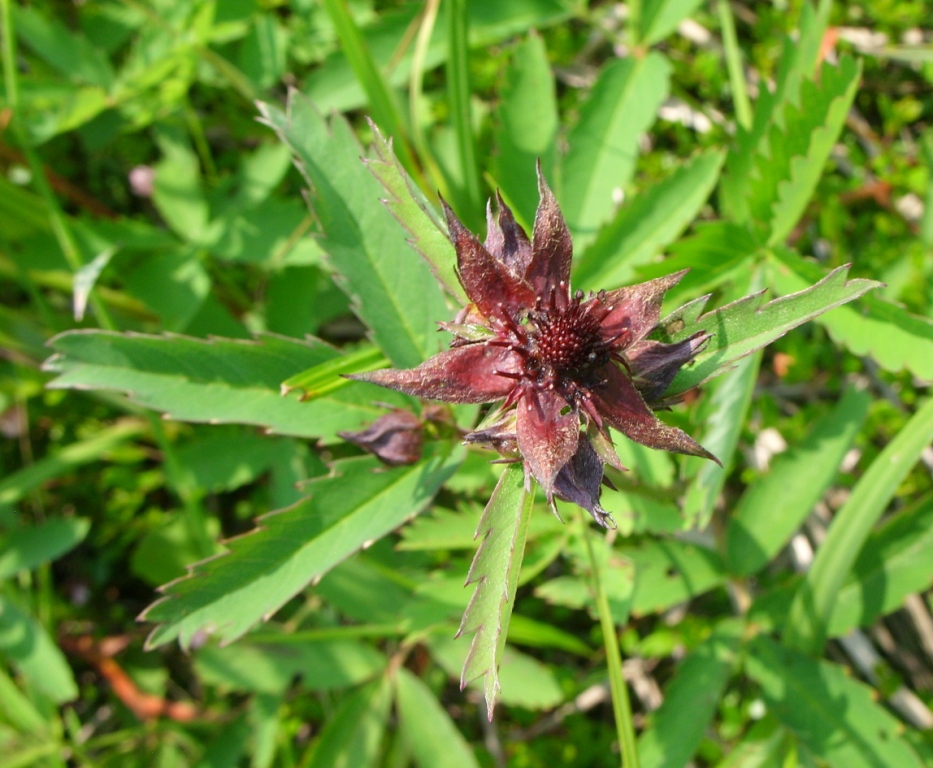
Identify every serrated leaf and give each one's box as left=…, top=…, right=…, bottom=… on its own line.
left=396, top=668, right=481, bottom=768
left=727, top=386, right=871, bottom=577
left=491, top=31, right=559, bottom=228
left=562, top=53, right=671, bottom=246
left=660, top=265, right=882, bottom=397
left=745, top=635, right=926, bottom=768
left=142, top=446, right=461, bottom=648
left=457, top=463, right=533, bottom=717
left=720, top=4, right=828, bottom=221
left=365, top=124, right=466, bottom=305
left=829, top=493, right=933, bottom=636
left=43, top=330, right=408, bottom=443
left=771, top=249, right=933, bottom=380
left=258, top=92, right=450, bottom=369
left=574, top=150, right=725, bottom=291
left=638, top=620, right=741, bottom=768
left=747, top=56, right=861, bottom=243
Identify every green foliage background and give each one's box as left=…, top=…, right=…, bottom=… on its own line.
left=2, top=0, right=933, bottom=766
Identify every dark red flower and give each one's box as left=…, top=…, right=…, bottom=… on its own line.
left=351, top=165, right=717, bottom=526
left=338, top=407, right=424, bottom=466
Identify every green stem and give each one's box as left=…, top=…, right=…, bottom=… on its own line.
left=627, top=0, right=642, bottom=48
left=583, top=522, right=638, bottom=768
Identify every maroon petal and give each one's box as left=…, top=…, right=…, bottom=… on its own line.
left=526, top=162, right=573, bottom=306
left=553, top=438, right=615, bottom=528
left=349, top=344, right=521, bottom=404
left=589, top=363, right=719, bottom=463
left=441, top=197, right=535, bottom=323
left=491, top=191, right=533, bottom=275
left=516, top=388, right=580, bottom=496
left=599, top=270, right=689, bottom=349
left=626, top=332, right=711, bottom=403
left=338, top=409, right=423, bottom=466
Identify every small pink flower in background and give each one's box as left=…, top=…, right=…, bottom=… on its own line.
left=129, top=165, right=155, bottom=198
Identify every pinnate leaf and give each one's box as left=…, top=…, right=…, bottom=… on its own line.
left=143, top=446, right=462, bottom=648
left=43, top=330, right=407, bottom=443
left=771, top=248, right=933, bottom=380
left=458, top=464, right=533, bottom=718
left=259, top=91, right=450, bottom=369
left=659, top=264, right=882, bottom=397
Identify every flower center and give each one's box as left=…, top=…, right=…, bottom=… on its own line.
left=527, top=300, right=606, bottom=379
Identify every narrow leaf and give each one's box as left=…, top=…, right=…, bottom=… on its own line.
left=638, top=620, right=741, bottom=768
left=0, top=597, right=78, bottom=703
left=659, top=264, right=882, bottom=397
left=143, top=447, right=461, bottom=648
left=0, top=519, right=90, bottom=579
left=626, top=539, right=726, bottom=617
left=306, top=677, right=392, bottom=768
left=745, top=635, right=926, bottom=768
left=784, top=397, right=933, bottom=654
left=639, top=0, right=706, bottom=46
left=458, top=463, right=533, bottom=718
left=830, top=493, right=933, bottom=636
left=43, top=331, right=407, bottom=443
left=562, top=53, right=671, bottom=246
left=491, top=31, right=559, bottom=228
left=396, top=668, right=481, bottom=768
left=366, top=123, right=466, bottom=305
left=0, top=420, right=146, bottom=507
left=771, top=248, right=933, bottom=381
left=258, top=93, right=450, bottom=368
left=727, top=386, right=870, bottom=577
left=574, top=150, right=725, bottom=291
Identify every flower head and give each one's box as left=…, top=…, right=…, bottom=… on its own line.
left=351, top=164, right=717, bottom=526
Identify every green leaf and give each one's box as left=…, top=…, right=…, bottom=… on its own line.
left=0, top=420, right=145, bottom=508
left=237, top=13, right=286, bottom=90
left=720, top=4, right=828, bottom=222
left=306, top=677, right=392, bottom=768
left=710, top=716, right=787, bottom=768
left=771, top=249, right=933, bottom=381
left=660, top=264, right=882, bottom=398
left=44, top=331, right=406, bottom=443
left=458, top=463, right=533, bottom=717
left=0, top=596, right=78, bottom=704
left=562, top=53, right=671, bottom=246
left=281, top=346, right=389, bottom=400
left=829, top=493, right=933, bottom=636
left=446, top=0, right=482, bottom=217
left=745, top=635, right=926, bottom=768
left=639, top=0, right=706, bottom=46
left=0, top=518, right=90, bottom=579
left=727, top=386, right=871, bottom=577
left=627, top=539, right=726, bottom=617
left=574, top=150, right=725, bottom=291
left=638, top=621, right=741, bottom=768
left=747, top=56, right=861, bottom=244
left=682, top=349, right=762, bottom=529
left=366, top=124, right=466, bottom=305
left=259, top=93, right=450, bottom=368
left=491, top=31, right=559, bottom=228
left=195, top=638, right=386, bottom=695
left=396, top=668, right=481, bottom=768
left=784, top=397, right=933, bottom=654
left=142, top=446, right=461, bottom=648
left=152, top=129, right=209, bottom=244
